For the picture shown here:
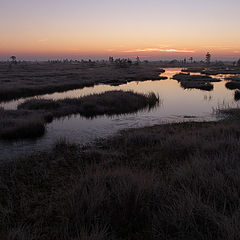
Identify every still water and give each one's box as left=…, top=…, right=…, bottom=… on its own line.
left=0, top=68, right=239, bottom=160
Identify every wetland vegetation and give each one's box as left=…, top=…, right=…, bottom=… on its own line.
left=0, top=62, right=166, bottom=102
left=1, top=109, right=240, bottom=239
left=0, top=91, right=159, bottom=140
left=0, top=108, right=46, bottom=140
left=18, top=91, right=159, bottom=118
left=2, top=0, right=240, bottom=238
left=172, top=72, right=220, bottom=91
left=1, top=62, right=240, bottom=239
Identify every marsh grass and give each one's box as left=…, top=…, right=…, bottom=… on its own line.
left=203, top=68, right=240, bottom=75
left=217, top=108, right=240, bottom=119
left=226, top=81, right=240, bottom=90
left=18, top=91, right=159, bottom=118
left=0, top=108, right=45, bottom=140
left=172, top=73, right=220, bottom=82
left=0, top=91, right=159, bottom=140
left=0, top=63, right=165, bottom=102
left=180, top=81, right=214, bottom=91
left=234, top=90, right=240, bottom=101
left=224, top=75, right=240, bottom=90
left=1, top=114, right=240, bottom=239
left=173, top=73, right=220, bottom=91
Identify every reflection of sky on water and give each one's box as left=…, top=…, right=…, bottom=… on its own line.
left=0, top=68, right=239, bottom=161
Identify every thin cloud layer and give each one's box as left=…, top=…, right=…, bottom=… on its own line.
left=122, top=48, right=195, bottom=53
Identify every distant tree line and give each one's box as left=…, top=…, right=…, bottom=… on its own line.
left=4, top=53, right=240, bottom=69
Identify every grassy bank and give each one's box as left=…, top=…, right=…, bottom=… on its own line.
left=0, top=108, right=46, bottom=140
left=1, top=109, right=240, bottom=239
left=0, top=63, right=165, bottom=102
left=0, top=91, right=159, bottom=140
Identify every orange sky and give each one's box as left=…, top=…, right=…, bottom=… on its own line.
left=1, top=0, right=240, bottom=60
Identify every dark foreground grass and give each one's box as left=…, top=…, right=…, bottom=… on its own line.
left=18, top=90, right=159, bottom=118
left=1, top=111, right=240, bottom=239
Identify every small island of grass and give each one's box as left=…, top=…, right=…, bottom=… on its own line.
left=0, top=91, right=159, bottom=140
left=173, top=73, right=220, bottom=91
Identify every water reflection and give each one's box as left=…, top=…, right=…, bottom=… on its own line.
left=0, top=68, right=239, bottom=160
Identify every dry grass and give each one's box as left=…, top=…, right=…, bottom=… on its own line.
left=0, top=62, right=165, bottom=102
left=172, top=73, right=220, bottom=91
left=181, top=66, right=240, bottom=75
left=173, top=73, right=220, bottom=82
left=1, top=112, right=240, bottom=239
left=0, top=108, right=45, bottom=140
left=217, top=108, right=240, bottom=119
left=180, top=81, right=214, bottom=91
left=18, top=91, right=159, bottom=118
left=203, top=68, right=240, bottom=75
left=0, top=91, right=159, bottom=140
left=225, top=76, right=240, bottom=90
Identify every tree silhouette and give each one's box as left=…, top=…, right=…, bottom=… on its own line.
left=206, top=52, right=211, bottom=65
left=10, top=56, right=17, bottom=64
left=109, top=56, right=114, bottom=63
left=136, top=56, right=141, bottom=65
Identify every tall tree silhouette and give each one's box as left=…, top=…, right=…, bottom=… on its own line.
left=206, top=52, right=211, bottom=65
left=10, top=56, right=17, bottom=64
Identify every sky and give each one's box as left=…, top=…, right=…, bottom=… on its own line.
left=1, top=0, right=240, bottom=60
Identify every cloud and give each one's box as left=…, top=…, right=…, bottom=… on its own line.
left=38, top=38, right=48, bottom=43
left=121, top=48, right=195, bottom=53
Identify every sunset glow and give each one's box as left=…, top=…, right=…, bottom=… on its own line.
left=1, top=0, right=240, bottom=60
